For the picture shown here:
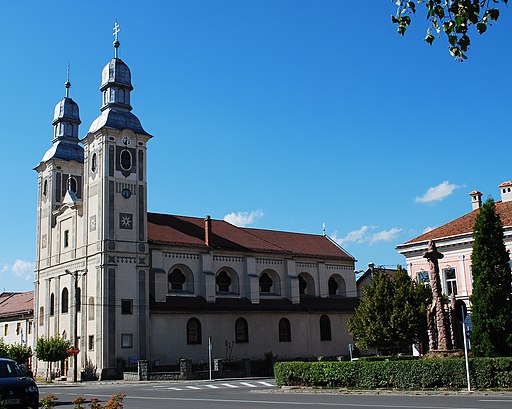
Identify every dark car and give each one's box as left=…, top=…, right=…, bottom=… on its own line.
left=0, top=358, right=38, bottom=409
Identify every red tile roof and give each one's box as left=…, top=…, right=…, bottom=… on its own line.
left=404, top=200, right=512, bottom=245
left=147, top=213, right=354, bottom=261
left=0, top=292, right=34, bottom=318
left=499, top=181, right=512, bottom=188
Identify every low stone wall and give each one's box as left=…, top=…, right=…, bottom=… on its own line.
left=123, top=358, right=252, bottom=381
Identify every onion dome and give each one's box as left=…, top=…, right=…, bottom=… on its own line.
left=39, top=79, right=84, bottom=164
left=89, top=22, right=149, bottom=136
left=100, top=58, right=134, bottom=111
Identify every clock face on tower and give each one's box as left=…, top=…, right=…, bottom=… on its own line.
left=122, top=136, right=131, bottom=146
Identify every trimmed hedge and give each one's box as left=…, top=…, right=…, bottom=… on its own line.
left=274, top=357, right=512, bottom=389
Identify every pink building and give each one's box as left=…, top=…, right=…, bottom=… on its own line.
left=397, top=182, right=512, bottom=313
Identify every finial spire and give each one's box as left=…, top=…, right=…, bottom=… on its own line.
left=113, top=20, right=121, bottom=58
left=65, top=63, right=71, bottom=98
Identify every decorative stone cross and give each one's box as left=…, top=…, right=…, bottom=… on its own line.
left=423, top=240, right=450, bottom=351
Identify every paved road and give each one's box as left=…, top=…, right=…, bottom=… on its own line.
left=39, top=378, right=512, bottom=409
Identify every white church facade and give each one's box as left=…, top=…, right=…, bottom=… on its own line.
left=33, top=32, right=358, bottom=379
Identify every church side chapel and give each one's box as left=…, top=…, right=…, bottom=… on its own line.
left=33, top=25, right=358, bottom=379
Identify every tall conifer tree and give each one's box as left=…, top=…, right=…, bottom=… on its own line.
left=470, top=197, right=512, bottom=357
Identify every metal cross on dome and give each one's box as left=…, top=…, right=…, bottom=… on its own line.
left=113, top=21, right=120, bottom=41
left=113, top=20, right=121, bottom=58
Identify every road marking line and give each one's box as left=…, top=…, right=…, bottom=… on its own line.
left=186, top=386, right=201, bottom=389
left=258, top=381, right=274, bottom=386
left=167, top=387, right=183, bottom=390
left=480, top=399, right=512, bottom=402
left=240, top=382, right=257, bottom=387
left=205, top=385, right=219, bottom=389
left=220, top=383, right=238, bottom=388
left=90, top=394, right=481, bottom=408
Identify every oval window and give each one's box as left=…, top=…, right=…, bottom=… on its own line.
left=120, top=150, right=132, bottom=171
left=91, top=153, right=97, bottom=172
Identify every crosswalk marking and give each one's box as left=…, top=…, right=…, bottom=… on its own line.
left=220, top=383, right=238, bottom=388
left=152, top=380, right=275, bottom=392
left=239, top=382, right=257, bottom=387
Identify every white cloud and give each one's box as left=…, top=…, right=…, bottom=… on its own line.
left=369, top=227, right=403, bottom=244
left=331, top=225, right=403, bottom=247
left=1, top=264, right=8, bottom=273
left=423, top=226, right=437, bottom=234
left=11, top=259, right=35, bottom=281
left=224, top=210, right=264, bottom=227
left=415, top=181, right=461, bottom=203
left=330, top=226, right=371, bottom=246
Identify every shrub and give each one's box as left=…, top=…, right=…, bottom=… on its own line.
left=274, top=357, right=512, bottom=390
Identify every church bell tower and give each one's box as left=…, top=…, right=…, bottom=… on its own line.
left=81, top=23, right=152, bottom=377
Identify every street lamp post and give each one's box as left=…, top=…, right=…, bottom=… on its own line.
left=65, top=268, right=86, bottom=383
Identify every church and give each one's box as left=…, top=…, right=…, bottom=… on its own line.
left=33, top=28, right=358, bottom=379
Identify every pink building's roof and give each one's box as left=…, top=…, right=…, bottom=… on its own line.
left=403, top=200, right=512, bottom=245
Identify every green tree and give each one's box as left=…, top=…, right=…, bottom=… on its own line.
left=348, top=271, right=395, bottom=354
left=470, top=196, right=512, bottom=356
left=349, top=267, right=428, bottom=354
left=391, top=1, right=507, bottom=61
left=0, top=338, right=9, bottom=358
left=7, top=343, right=32, bottom=366
left=390, top=266, right=424, bottom=352
left=35, top=336, right=71, bottom=381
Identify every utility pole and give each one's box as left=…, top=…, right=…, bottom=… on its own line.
left=65, top=269, right=86, bottom=383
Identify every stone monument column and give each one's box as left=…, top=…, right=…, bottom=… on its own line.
left=423, top=240, right=449, bottom=351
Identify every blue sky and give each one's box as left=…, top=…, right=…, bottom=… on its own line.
left=1, top=1, right=511, bottom=291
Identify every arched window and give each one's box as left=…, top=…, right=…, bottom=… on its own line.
left=216, top=270, right=232, bottom=292
left=235, top=318, right=249, bottom=343
left=88, top=297, right=95, bottom=320
left=43, top=180, right=48, bottom=197
left=328, top=277, right=338, bottom=295
left=69, top=177, right=77, bottom=194
left=298, top=273, right=315, bottom=296
left=299, top=276, right=307, bottom=295
left=50, top=293, right=55, bottom=316
left=61, top=287, right=69, bottom=314
left=259, top=273, right=273, bottom=293
left=76, top=287, right=81, bottom=312
left=320, top=315, right=332, bottom=341
left=169, top=268, right=186, bottom=291
left=187, top=318, right=202, bottom=345
left=279, top=318, right=291, bottom=342
left=120, top=149, right=132, bottom=171
left=328, top=275, right=346, bottom=297
left=39, top=307, right=44, bottom=326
